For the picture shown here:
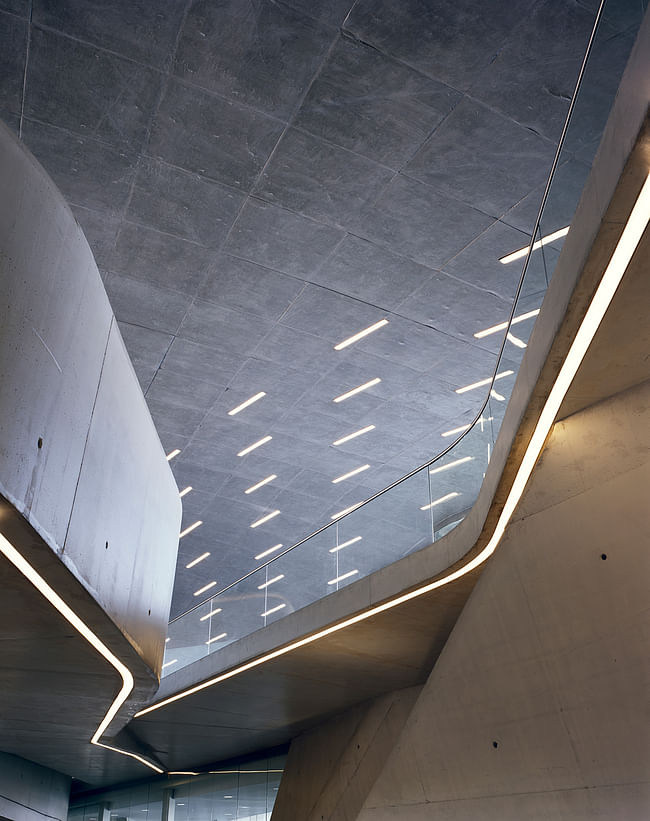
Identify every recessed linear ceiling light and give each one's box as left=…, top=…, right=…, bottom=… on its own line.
left=429, top=456, right=474, bottom=475
left=166, top=448, right=181, bottom=461
left=331, top=502, right=362, bottom=520
left=257, top=574, right=285, bottom=590
left=507, top=332, right=527, bottom=349
left=490, top=389, right=506, bottom=402
left=179, top=486, right=192, bottom=498
left=441, top=416, right=494, bottom=438
left=133, top=171, right=650, bottom=723
left=456, top=370, right=514, bottom=394
left=206, top=632, right=227, bottom=645
left=499, top=226, right=570, bottom=265
left=261, top=603, right=286, bottom=618
left=237, top=435, right=272, bottom=457
left=329, top=535, right=362, bottom=553
left=332, top=425, right=375, bottom=446
left=474, top=309, right=541, bottom=339
left=165, top=637, right=170, bottom=643
left=179, top=520, right=202, bottom=538
left=161, top=659, right=178, bottom=669
left=333, top=378, right=381, bottom=403
left=250, top=510, right=281, bottom=528
left=185, top=552, right=210, bottom=569
left=328, top=569, right=359, bottom=585
left=255, top=543, right=283, bottom=560
left=193, top=581, right=217, bottom=597
left=228, top=391, right=266, bottom=416
left=245, top=474, right=277, bottom=494
left=334, top=319, right=389, bottom=350
left=199, top=607, right=222, bottom=622
left=332, top=464, right=370, bottom=483
left=420, top=491, right=460, bottom=511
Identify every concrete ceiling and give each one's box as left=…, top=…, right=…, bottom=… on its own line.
left=0, top=0, right=639, bottom=617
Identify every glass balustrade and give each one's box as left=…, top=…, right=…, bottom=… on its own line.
left=163, top=0, right=646, bottom=676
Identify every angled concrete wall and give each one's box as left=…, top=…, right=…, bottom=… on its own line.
left=354, top=379, right=650, bottom=819
left=0, top=752, right=70, bottom=821
left=0, top=121, right=180, bottom=671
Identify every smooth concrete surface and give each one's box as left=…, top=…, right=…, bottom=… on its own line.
left=0, top=752, right=69, bottom=821
left=0, top=119, right=181, bottom=671
left=272, top=687, right=421, bottom=821
left=355, top=378, right=650, bottom=820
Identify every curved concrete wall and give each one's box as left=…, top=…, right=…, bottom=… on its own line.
left=0, top=121, right=181, bottom=672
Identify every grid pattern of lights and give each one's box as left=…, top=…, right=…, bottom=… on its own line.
left=228, top=391, right=266, bottom=416
left=420, top=491, right=460, bottom=511
left=179, top=520, right=203, bottom=538
left=333, top=378, right=381, bottom=403
left=250, top=510, right=281, bottom=528
left=199, top=607, right=222, bottom=622
left=257, top=574, right=284, bottom=590
left=332, top=464, right=370, bottom=483
left=334, top=319, right=389, bottom=350
left=499, top=226, right=569, bottom=265
left=474, top=309, right=541, bottom=339
left=255, top=543, right=283, bottom=560
left=329, top=536, right=362, bottom=553
left=456, top=370, right=514, bottom=394
left=245, top=474, right=277, bottom=494
left=332, top=425, right=375, bottom=446
left=237, top=435, right=272, bottom=457
left=328, top=569, right=359, bottom=585
left=185, top=551, right=210, bottom=569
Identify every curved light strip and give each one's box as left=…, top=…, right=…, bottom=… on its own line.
left=0, top=531, right=163, bottom=773
left=135, top=172, right=650, bottom=718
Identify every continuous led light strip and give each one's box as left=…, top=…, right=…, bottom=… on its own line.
left=134, top=171, right=650, bottom=718
left=245, top=474, right=277, bottom=494
left=0, top=531, right=163, bottom=772
left=228, top=392, right=266, bottom=416
left=332, top=425, right=375, bottom=446
left=238, top=436, right=272, bottom=457
left=250, top=510, right=280, bottom=528
left=429, top=456, right=473, bottom=475
left=456, top=370, right=514, bottom=394
left=332, top=464, right=370, bottom=483
left=420, top=491, right=460, bottom=511
left=255, top=543, right=283, bottom=560
left=185, top=552, right=210, bottom=569
left=474, top=309, right=541, bottom=339
left=334, top=319, right=389, bottom=350
left=199, top=607, right=222, bottom=622
left=499, top=226, right=570, bottom=265
left=330, top=535, right=362, bottom=553
left=333, top=378, right=381, bottom=403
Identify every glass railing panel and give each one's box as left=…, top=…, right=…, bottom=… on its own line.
left=334, top=465, right=432, bottom=579
left=161, top=0, right=646, bottom=677
left=164, top=598, right=212, bottom=672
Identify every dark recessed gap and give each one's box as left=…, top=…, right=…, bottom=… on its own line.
left=601, top=553, right=607, bottom=560
left=492, top=741, right=498, bottom=748
left=37, top=437, right=43, bottom=449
